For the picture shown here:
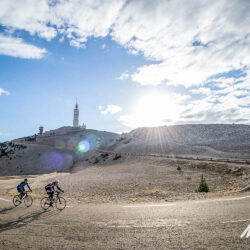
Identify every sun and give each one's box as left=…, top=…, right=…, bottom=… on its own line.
left=120, top=92, right=182, bottom=128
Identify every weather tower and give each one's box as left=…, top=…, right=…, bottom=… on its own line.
left=73, top=99, right=80, bottom=127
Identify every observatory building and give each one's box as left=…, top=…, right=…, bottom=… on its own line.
left=73, top=100, right=86, bottom=129
left=73, top=100, right=80, bottom=127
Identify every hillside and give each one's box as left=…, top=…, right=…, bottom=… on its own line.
left=0, top=127, right=119, bottom=176
left=112, top=124, right=250, bottom=160
left=1, top=124, right=250, bottom=176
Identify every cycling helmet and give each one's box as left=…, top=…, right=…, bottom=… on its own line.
left=54, top=179, right=59, bottom=184
left=24, top=178, right=28, bottom=182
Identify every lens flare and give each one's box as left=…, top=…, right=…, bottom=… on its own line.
left=50, top=152, right=64, bottom=168
left=43, top=152, right=64, bottom=171
left=77, top=140, right=90, bottom=153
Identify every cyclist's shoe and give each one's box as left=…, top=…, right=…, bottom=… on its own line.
left=52, top=203, right=55, bottom=207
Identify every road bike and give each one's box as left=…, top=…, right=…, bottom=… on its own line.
left=40, top=191, right=66, bottom=211
left=13, top=191, right=33, bottom=207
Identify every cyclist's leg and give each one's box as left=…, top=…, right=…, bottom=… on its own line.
left=20, top=188, right=25, bottom=199
left=51, top=190, right=54, bottom=200
left=46, top=188, right=53, bottom=202
left=17, top=188, right=21, bottom=199
left=50, top=190, right=56, bottom=207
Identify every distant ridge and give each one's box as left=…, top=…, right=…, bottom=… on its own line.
left=112, top=124, right=250, bottom=160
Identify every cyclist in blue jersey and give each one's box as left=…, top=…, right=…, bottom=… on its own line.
left=17, top=178, right=32, bottom=201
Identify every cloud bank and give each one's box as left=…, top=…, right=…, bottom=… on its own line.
left=1, top=0, right=249, bottom=83
left=0, top=0, right=249, bottom=126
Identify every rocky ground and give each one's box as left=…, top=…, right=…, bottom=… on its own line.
left=1, top=155, right=250, bottom=204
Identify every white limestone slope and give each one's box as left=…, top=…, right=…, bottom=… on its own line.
left=0, top=127, right=119, bottom=176
left=113, top=124, right=250, bottom=160
left=1, top=124, right=250, bottom=176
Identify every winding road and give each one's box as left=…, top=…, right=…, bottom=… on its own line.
left=1, top=193, right=250, bottom=249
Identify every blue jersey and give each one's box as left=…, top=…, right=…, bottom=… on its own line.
left=17, top=181, right=30, bottom=189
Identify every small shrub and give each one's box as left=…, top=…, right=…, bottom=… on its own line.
left=93, top=158, right=99, bottom=164
left=101, top=153, right=109, bottom=158
left=177, top=166, right=181, bottom=171
left=113, top=153, right=121, bottom=160
left=196, top=174, right=209, bottom=193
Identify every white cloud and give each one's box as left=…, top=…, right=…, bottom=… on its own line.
left=99, top=105, right=122, bottom=115
left=0, top=34, right=47, bottom=59
left=190, top=87, right=211, bottom=95
left=50, top=0, right=125, bottom=48
left=59, top=36, right=64, bottom=43
left=111, top=0, right=250, bottom=87
left=0, top=0, right=124, bottom=47
left=1, top=0, right=249, bottom=81
left=69, top=38, right=86, bottom=48
left=178, top=72, right=250, bottom=125
left=102, top=43, right=106, bottom=49
left=0, top=0, right=56, bottom=40
left=0, top=88, right=10, bottom=96
left=118, top=72, right=129, bottom=80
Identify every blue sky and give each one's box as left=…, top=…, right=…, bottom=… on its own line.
left=0, top=34, right=150, bottom=140
left=0, top=0, right=250, bottom=142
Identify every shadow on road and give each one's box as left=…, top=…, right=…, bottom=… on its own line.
left=0, top=206, right=17, bottom=214
left=0, top=209, right=60, bottom=233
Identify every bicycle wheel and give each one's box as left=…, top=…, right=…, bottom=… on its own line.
left=24, top=195, right=33, bottom=207
left=40, top=197, right=51, bottom=210
left=13, top=195, right=21, bottom=207
left=55, top=197, right=66, bottom=211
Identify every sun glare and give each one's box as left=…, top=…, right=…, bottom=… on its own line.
left=120, top=92, right=182, bottom=128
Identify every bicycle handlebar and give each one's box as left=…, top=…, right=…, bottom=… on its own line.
left=23, top=190, right=31, bottom=193
left=55, top=190, right=64, bottom=194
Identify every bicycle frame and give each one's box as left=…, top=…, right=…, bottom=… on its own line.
left=19, top=190, right=29, bottom=200
left=41, top=190, right=66, bottom=211
left=47, top=191, right=61, bottom=202
left=14, top=190, right=33, bottom=207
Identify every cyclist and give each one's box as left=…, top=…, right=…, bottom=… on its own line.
left=17, top=178, right=32, bottom=201
left=45, top=180, right=64, bottom=206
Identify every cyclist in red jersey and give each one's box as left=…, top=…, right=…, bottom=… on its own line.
left=45, top=180, right=64, bottom=202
